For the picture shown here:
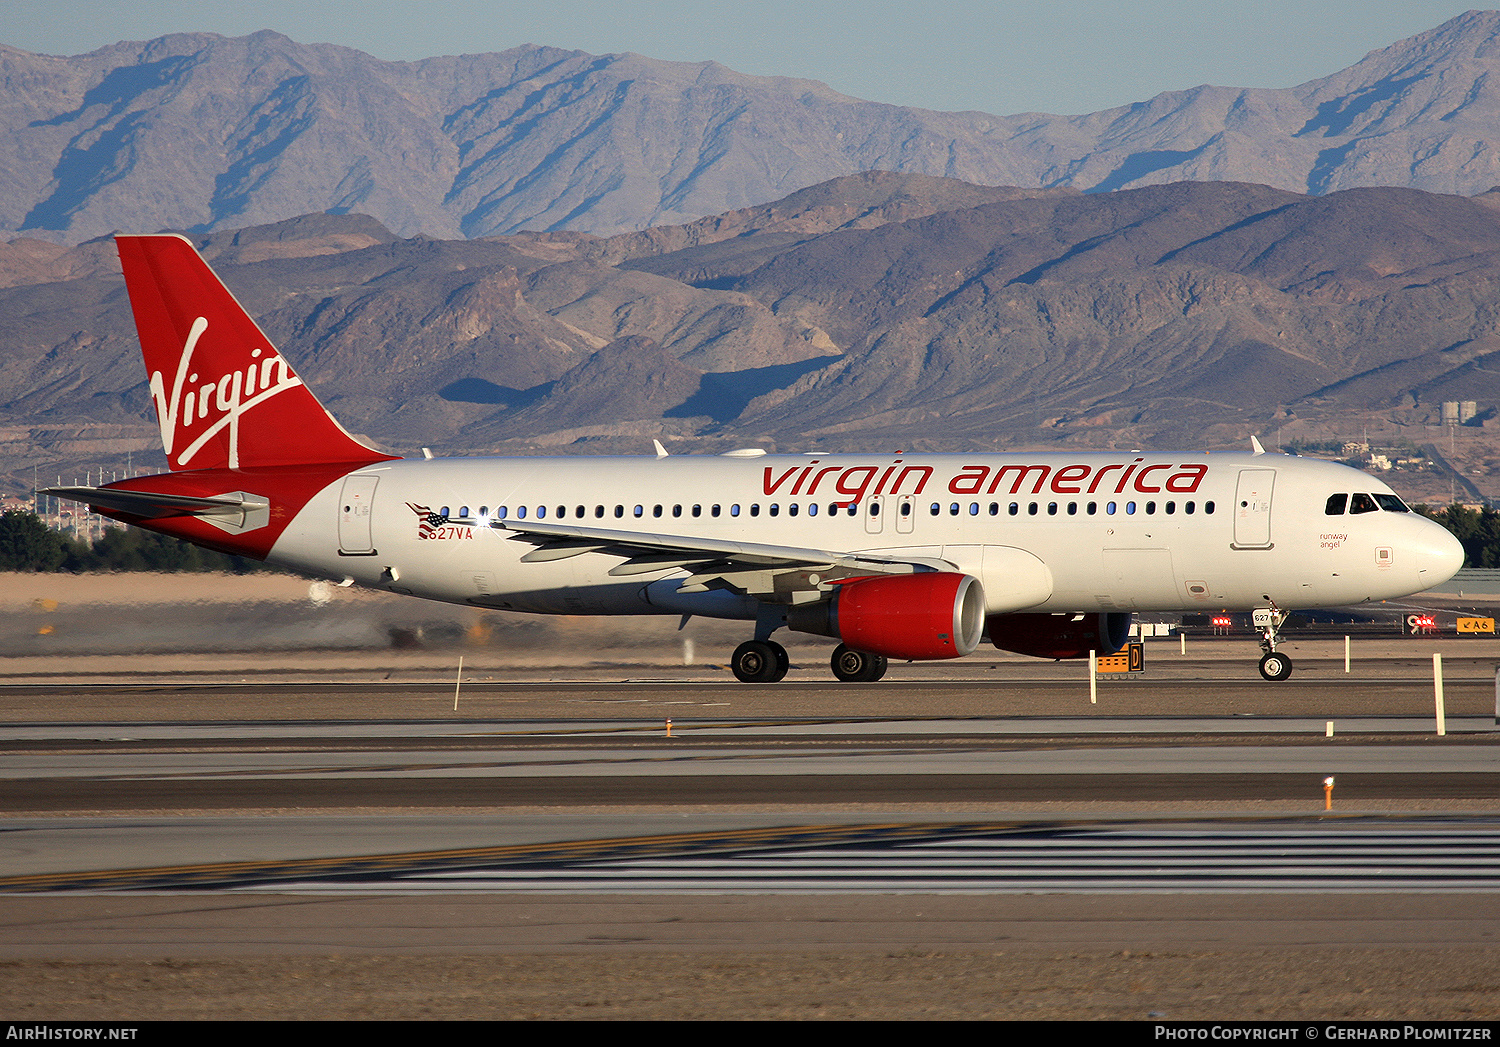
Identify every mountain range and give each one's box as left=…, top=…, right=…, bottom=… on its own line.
left=6, top=11, right=1500, bottom=242
left=5, top=172, right=1500, bottom=503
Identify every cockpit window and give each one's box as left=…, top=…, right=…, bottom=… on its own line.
left=1325, top=493, right=1348, bottom=515
left=1349, top=493, right=1379, bottom=514
left=1374, top=493, right=1409, bottom=513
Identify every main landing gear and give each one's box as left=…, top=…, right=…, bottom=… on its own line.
left=1255, top=600, right=1292, bottom=681
left=830, top=644, right=887, bottom=682
left=729, top=639, right=889, bottom=682
left=731, top=639, right=789, bottom=683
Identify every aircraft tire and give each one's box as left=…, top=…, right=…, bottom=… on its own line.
left=1258, top=651, right=1293, bottom=681
left=770, top=641, right=790, bottom=681
left=732, top=640, right=785, bottom=683
left=831, top=644, right=888, bottom=682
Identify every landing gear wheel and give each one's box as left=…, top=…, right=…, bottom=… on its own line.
left=771, top=642, right=790, bottom=679
left=1258, top=651, right=1293, bottom=681
left=831, top=644, right=888, bottom=682
left=732, top=640, right=788, bottom=683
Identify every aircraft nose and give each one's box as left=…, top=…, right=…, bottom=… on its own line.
left=1414, top=518, right=1465, bottom=589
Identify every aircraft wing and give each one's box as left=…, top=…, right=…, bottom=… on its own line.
left=491, top=518, right=951, bottom=598
left=41, top=486, right=268, bottom=520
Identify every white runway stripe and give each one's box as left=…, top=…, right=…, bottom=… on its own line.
left=246, top=823, right=1500, bottom=894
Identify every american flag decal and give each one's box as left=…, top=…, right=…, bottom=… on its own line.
left=406, top=502, right=447, bottom=537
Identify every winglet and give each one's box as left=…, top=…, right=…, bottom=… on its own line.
left=1250, top=435, right=1266, bottom=456
left=653, top=439, right=669, bottom=459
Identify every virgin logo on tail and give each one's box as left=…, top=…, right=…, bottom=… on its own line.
left=149, top=316, right=304, bottom=469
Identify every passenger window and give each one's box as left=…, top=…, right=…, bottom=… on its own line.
left=770, top=504, right=780, bottom=517
left=969, top=502, right=979, bottom=515
left=1126, top=501, right=1136, bottom=515
left=516, top=506, right=526, bottom=519
left=595, top=506, right=605, bottom=518
left=1106, top=502, right=1116, bottom=515
left=949, top=503, right=960, bottom=516
left=673, top=505, right=682, bottom=517
left=1028, top=503, right=1038, bottom=516
left=1086, top=502, right=1097, bottom=515
left=1067, top=502, right=1077, bottom=516
left=1145, top=501, right=1156, bottom=514
left=575, top=505, right=585, bottom=518
left=1325, top=493, right=1348, bottom=515
left=1184, top=502, right=1194, bottom=515
left=988, top=503, right=998, bottom=516
left=536, top=506, right=546, bottom=519
left=1350, top=493, right=1378, bottom=514
left=1009, top=503, right=1019, bottom=516
left=633, top=505, right=643, bottom=517
left=557, top=506, right=566, bottom=519
left=653, top=505, right=662, bottom=518
left=615, top=505, right=624, bottom=518
left=712, top=505, right=721, bottom=517
left=900, top=502, right=912, bottom=517
left=731, top=504, right=740, bottom=517
left=691, top=505, right=701, bottom=518
left=930, top=503, right=940, bottom=516
left=1047, top=502, right=1057, bottom=516
left=788, top=504, right=799, bottom=517
left=497, top=506, right=508, bottom=520
left=750, top=504, right=760, bottom=517
left=868, top=503, right=878, bottom=517
left=1205, top=501, right=1215, bottom=514
left=808, top=503, right=818, bottom=516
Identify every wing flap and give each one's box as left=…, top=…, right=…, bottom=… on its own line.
left=493, top=518, right=946, bottom=597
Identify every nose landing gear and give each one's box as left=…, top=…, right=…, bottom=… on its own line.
left=1254, top=600, right=1292, bottom=681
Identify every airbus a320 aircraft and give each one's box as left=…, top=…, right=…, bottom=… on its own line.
left=45, top=235, right=1464, bottom=683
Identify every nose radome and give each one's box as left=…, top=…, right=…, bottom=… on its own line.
left=1414, top=519, right=1465, bottom=588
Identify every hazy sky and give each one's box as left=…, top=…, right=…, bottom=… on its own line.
left=1, top=1, right=1482, bottom=115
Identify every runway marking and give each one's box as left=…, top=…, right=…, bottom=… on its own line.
left=0, top=820, right=1001, bottom=893
left=5, top=816, right=1500, bottom=895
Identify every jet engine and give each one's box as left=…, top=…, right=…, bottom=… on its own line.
left=987, top=611, right=1132, bottom=659
left=787, top=572, right=985, bottom=660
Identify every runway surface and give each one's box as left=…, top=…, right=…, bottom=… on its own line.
left=4, top=652, right=1500, bottom=1017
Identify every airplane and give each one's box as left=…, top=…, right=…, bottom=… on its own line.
left=43, top=234, right=1465, bottom=683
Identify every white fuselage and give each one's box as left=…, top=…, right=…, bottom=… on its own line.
left=261, top=451, right=1462, bottom=622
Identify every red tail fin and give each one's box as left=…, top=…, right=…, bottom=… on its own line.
left=116, top=234, right=397, bottom=471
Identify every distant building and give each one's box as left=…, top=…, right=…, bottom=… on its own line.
left=1443, top=401, right=1481, bottom=424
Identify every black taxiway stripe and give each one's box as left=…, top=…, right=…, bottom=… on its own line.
left=3, top=677, right=1500, bottom=693
left=8, top=772, right=1500, bottom=813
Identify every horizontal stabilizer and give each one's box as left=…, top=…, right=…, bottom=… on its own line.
left=42, top=486, right=268, bottom=521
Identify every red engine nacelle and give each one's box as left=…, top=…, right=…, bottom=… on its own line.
left=987, top=612, right=1132, bottom=659
left=787, top=572, right=986, bottom=660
